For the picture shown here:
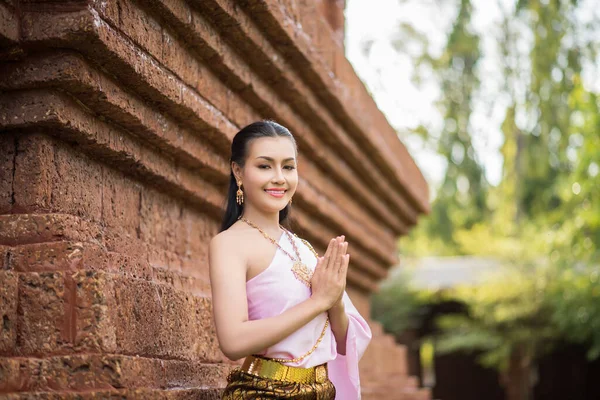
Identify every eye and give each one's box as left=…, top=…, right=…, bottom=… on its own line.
left=258, top=165, right=270, bottom=169
left=285, top=166, right=296, bottom=170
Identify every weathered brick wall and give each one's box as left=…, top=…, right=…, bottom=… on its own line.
left=0, top=1, right=430, bottom=398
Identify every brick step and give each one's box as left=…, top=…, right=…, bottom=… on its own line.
left=362, top=376, right=420, bottom=399
left=361, top=337, right=409, bottom=379
left=399, top=388, right=432, bottom=400
left=4, top=388, right=223, bottom=399
left=0, top=353, right=231, bottom=394
left=371, top=322, right=385, bottom=337
left=362, top=386, right=431, bottom=400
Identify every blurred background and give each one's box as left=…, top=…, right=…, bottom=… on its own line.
left=345, top=1, right=600, bottom=399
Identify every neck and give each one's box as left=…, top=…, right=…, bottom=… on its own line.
left=240, top=204, right=282, bottom=235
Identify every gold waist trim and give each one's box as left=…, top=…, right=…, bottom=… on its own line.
left=240, top=355, right=328, bottom=384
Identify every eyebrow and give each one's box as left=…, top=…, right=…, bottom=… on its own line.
left=256, top=156, right=296, bottom=162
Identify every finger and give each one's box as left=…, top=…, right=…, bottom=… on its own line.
left=341, top=242, right=348, bottom=256
left=322, top=239, right=336, bottom=265
left=339, top=253, right=350, bottom=275
left=331, top=242, right=343, bottom=272
left=311, top=257, right=324, bottom=284
left=330, top=238, right=342, bottom=268
left=335, top=243, right=347, bottom=273
left=337, top=240, right=347, bottom=260
left=319, top=241, right=332, bottom=272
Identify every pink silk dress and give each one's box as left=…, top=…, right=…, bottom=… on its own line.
left=246, top=231, right=372, bottom=400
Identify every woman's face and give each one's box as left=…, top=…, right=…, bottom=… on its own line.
left=235, top=136, right=298, bottom=213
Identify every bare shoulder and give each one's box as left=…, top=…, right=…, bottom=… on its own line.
left=210, top=229, right=242, bottom=256
left=209, top=229, right=233, bottom=249
left=209, top=223, right=252, bottom=266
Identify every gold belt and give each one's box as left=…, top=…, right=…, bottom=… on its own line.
left=240, top=355, right=328, bottom=384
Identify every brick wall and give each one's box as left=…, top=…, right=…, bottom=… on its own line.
left=0, top=1, right=429, bottom=398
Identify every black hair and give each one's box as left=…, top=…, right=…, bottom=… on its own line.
left=219, top=120, right=297, bottom=232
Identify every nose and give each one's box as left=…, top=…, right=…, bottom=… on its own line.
left=272, top=166, right=285, bottom=183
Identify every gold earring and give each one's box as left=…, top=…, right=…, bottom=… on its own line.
left=236, top=180, right=244, bottom=205
left=289, top=196, right=293, bottom=204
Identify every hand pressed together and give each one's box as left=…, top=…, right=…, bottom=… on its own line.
left=310, top=235, right=349, bottom=311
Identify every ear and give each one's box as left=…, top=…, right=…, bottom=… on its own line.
left=231, top=161, right=242, bottom=183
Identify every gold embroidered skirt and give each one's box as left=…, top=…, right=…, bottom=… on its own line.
left=222, top=356, right=336, bottom=400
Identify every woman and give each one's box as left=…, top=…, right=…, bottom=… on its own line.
left=209, top=120, right=372, bottom=399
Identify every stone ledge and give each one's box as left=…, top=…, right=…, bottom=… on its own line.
left=0, top=269, right=224, bottom=362
left=129, top=0, right=420, bottom=225
left=0, top=49, right=402, bottom=243
left=0, top=208, right=381, bottom=291
left=0, top=1, right=431, bottom=397
left=2, top=240, right=211, bottom=295
left=13, top=2, right=423, bottom=229
left=0, top=95, right=393, bottom=283
left=3, top=388, right=223, bottom=399
left=0, top=353, right=231, bottom=393
left=0, top=1, right=19, bottom=46
left=0, top=90, right=225, bottom=217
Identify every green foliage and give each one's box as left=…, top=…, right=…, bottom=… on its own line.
left=546, top=263, right=600, bottom=360
left=371, top=270, right=434, bottom=335
left=432, top=260, right=600, bottom=371
left=433, top=265, right=559, bottom=371
left=370, top=0, right=600, bottom=374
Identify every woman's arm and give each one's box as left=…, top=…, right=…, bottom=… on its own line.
left=209, top=234, right=345, bottom=361
left=328, top=299, right=350, bottom=355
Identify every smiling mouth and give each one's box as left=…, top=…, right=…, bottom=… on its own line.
left=264, top=189, right=286, bottom=197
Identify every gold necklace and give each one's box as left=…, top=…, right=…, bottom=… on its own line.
left=240, top=217, right=314, bottom=288
left=238, top=217, right=330, bottom=364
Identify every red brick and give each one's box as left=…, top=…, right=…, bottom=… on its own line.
left=1, top=352, right=230, bottom=393
left=117, top=0, right=163, bottom=51
left=92, top=0, right=120, bottom=26
left=0, top=134, right=16, bottom=214
left=108, top=273, right=223, bottom=362
left=105, top=250, right=153, bottom=281
left=71, top=270, right=223, bottom=362
left=9, top=241, right=108, bottom=273
left=101, top=167, right=141, bottom=234
left=0, top=357, right=26, bottom=392
left=5, top=132, right=104, bottom=222
left=0, top=245, right=9, bottom=269
left=179, top=208, right=217, bottom=270
left=147, top=0, right=192, bottom=27
left=17, top=272, right=68, bottom=355
left=0, top=214, right=103, bottom=246
left=4, top=388, right=224, bottom=399
left=73, top=270, right=116, bottom=353
left=139, top=189, right=182, bottom=253
left=0, top=1, right=19, bottom=45
left=49, top=140, right=103, bottom=223
left=0, top=271, right=18, bottom=354
left=12, top=134, right=54, bottom=214
left=162, top=28, right=196, bottom=85
left=0, top=0, right=432, bottom=396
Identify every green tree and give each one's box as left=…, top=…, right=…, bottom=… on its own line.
left=360, top=0, right=600, bottom=399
